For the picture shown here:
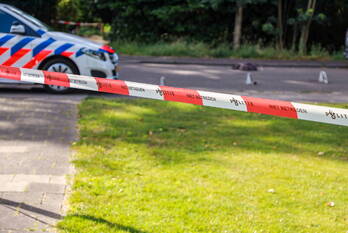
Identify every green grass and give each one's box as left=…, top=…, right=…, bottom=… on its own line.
left=58, top=98, right=348, bottom=233
left=111, top=40, right=345, bottom=61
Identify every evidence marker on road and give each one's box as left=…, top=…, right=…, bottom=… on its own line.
left=160, top=76, right=166, bottom=86
left=245, top=73, right=257, bottom=85
left=319, top=71, right=329, bottom=84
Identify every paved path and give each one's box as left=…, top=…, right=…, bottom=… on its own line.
left=0, top=93, right=84, bottom=233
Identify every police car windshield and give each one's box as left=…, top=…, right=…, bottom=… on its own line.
left=4, top=6, right=49, bottom=31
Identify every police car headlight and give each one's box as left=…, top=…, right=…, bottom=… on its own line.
left=113, top=53, right=119, bottom=63
left=82, top=48, right=106, bottom=61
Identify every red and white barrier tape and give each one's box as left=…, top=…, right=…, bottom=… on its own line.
left=0, top=65, right=347, bottom=127
left=54, top=20, right=100, bottom=27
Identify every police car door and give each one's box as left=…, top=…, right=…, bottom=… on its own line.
left=0, top=8, right=37, bottom=83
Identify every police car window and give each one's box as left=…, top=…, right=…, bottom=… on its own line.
left=0, top=10, right=39, bottom=37
left=4, top=6, right=49, bottom=31
left=0, top=10, right=15, bottom=33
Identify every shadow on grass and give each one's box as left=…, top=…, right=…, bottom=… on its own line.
left=77, top=98, right=348, bottom=166
left=60, top=215, right=148, bottom=233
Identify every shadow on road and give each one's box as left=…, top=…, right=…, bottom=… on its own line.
left=0, top=85, right=122, bottom=98
left=0, top=197, right=62, bottom=227
left=0, top=198, right=62, bottom=219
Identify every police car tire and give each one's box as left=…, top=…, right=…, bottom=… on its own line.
left=42, top=58, right=79, bottom=94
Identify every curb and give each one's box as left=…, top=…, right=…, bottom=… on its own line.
left=121, top=55, right=348, bottom=68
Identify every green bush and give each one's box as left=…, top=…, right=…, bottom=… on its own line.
left=78, top=27, right=102, bottom=37
left=112, top=40, right=343, bottom=60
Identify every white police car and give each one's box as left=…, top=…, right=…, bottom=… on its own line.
left=0, top=3, right=119, bottom=93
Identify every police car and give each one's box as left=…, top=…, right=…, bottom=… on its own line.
left=0, top=3, right=119, bottom=93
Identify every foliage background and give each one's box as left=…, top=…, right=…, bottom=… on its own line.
left=3, top=0, right=348, bottom=52
left=2, top=0, right=58, bottom=24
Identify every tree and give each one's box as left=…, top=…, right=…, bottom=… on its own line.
left=209, top=0, right=268, bottom=49
left=57, top=0, right=80, bottom=22
left=2, top=0, right=59, bottom=24
left=298, top=0, right=317, bottom=54
left=233, top=1, right=243, bottom=49
left=277, top=0, right=284, bottom=49
left=63, top=0, right=348, bottom=53
left=286, top=0, right=327, bottom=53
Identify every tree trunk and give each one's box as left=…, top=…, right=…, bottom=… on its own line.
left=291, top=23, right=298, bottom=51
left=299, top=0, right=317, bottom=54
left=277, top=0, right=284, bottom=50
left=283, top=0, right=291, bottom=44
left=233, top=3, right=243, bottom=50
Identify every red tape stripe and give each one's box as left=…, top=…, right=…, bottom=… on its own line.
left=159, top=86, right=203, bottom=105
left=96, top=78, right=129, bottom=95
left=241, top=96, right=298, bottom=119
left=43, top=71, right=70, bottom=87
left=0, top=65, right=346, bottom=126
left=0, top=66, right=21, bottom=80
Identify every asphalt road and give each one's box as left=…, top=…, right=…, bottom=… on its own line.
left=119, top=62, right=348, bottom=103
left=0, top=62, right=347, bottom=103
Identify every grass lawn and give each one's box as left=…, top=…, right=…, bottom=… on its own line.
left=58, top=98, right=348, bottom=233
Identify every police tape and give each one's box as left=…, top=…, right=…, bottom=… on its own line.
left=0, top=65, right=347, bottom=127
left=54, top=20, right=101, bottom=27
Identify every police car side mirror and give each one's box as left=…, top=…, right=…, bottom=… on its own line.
left=10, top=21, right=26, bottom=35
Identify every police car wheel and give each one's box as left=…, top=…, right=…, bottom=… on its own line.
left=42, top=59, right=78, bottom=94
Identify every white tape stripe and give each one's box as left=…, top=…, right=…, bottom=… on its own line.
left=197, top=91, right=248, bottom=112
left=292, top=103, right=348, bottom=126
left=56, top=20, right=99, bottom=26
left=3, top=66, right=348, bottom=127
left=20, top=68, right=45, bottom=84
left=125, top=81, right=164, bottom=100
left=67, top=74, right=98, bottom=91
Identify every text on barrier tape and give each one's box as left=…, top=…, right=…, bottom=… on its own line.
left=0, top=65, right=347, bottom=127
